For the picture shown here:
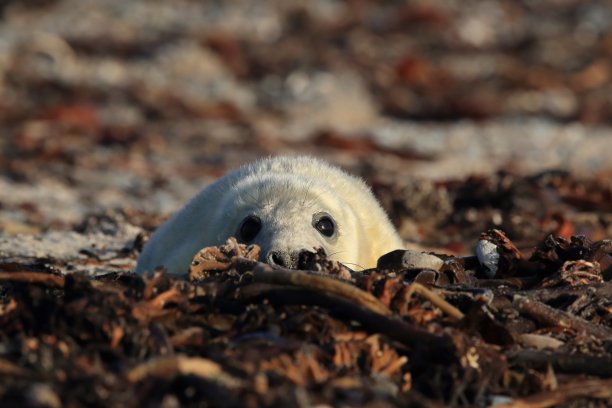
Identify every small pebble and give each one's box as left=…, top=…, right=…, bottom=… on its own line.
left=476, top=239, right=499, bottom=278
left=517, top=333, right=565, bottom=350
left=377, top=249, right=444, bottom=271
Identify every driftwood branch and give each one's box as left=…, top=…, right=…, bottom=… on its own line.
left=232, top=262, right=454, bottom=352
left=510, top=349, right=612, bottom=377
left=236, top=284, right=454, bottom=353
left=513, top=295, right=612, bottom=339
left=250, top=263, right=392, bottom=316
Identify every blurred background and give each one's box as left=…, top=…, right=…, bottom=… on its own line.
left=0, top=0, right=611, bottom=261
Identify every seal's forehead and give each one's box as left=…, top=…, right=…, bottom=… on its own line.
left=229, top=173, right=342, bottom=214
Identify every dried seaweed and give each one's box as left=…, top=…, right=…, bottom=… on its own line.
left=1, top=230, right=611, bottom=407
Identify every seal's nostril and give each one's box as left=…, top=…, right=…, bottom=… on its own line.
left=267, top=251, right=286, bottom=267
left=297, top=249, right=317, bottom=270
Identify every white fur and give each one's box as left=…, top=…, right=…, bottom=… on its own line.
left=136, top=156, right=404, bottom=275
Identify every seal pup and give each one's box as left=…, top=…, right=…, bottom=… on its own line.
left=136, top=156, right=404, bottom=275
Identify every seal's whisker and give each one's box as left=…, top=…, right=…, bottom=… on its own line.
left=300, top=179, right=314, bottom=208
left=337, top=261, right=365, bottom=270
left=245, top=191, right=259, bottom=208
left=326, top=250, right=346, bottom=258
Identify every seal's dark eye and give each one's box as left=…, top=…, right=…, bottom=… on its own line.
left=239, top=215, right=261, bottom=242
left=314, top=214, right=335, bottom=237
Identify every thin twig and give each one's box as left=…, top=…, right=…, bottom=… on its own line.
left=526, top=282, right=612, bottom=303
left=404, top=282, right=465, bottom=321
left=126, top=355, right=243, bottom=388
left=132, top=287, right=184, bottom=321
left=494, top=378, right=612, bottom=408
left=0, top=271, right=65, bottom=288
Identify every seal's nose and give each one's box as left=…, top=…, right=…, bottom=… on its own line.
left=266, top=249, right=320, bottom=270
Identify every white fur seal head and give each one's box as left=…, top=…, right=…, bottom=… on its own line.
left=136, top=156, right=404, bottom=275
